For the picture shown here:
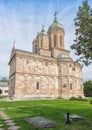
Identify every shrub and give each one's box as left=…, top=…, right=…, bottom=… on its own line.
left=69, top=96, right=87, bottom=101
left=90, top=100, right=92, bottom=104
left=69, top=96, right=77, bottom=100
left=0, top=95, right=7, bottom=99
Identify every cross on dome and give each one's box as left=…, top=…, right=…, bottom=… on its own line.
left=54, top=12, right=58, bottom=17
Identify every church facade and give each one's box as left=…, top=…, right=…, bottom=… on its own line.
left=9, top=16, right=84, bottom=100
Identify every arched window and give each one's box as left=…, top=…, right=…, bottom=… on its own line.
left=54, top=34, right=57, bottom=47
left=36, top=82, right=39, bottom=89
left=70, top=84, right=72, bottom=90
left=60, top=36, right=62, bottom=47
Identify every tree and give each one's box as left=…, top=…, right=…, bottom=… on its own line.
left=84, top=80, right=92, bottom=97
left=71, top=0, right=92, bottom=66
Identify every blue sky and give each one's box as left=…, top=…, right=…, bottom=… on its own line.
left=0, top=0, right=92, bottom=81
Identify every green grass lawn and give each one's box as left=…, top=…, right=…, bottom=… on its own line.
left=0, top=98, right=92, bottom=130
left=0, top=95, right=7, bottom=99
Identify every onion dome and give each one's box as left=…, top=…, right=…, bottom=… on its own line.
left=33, top=38, right=37, bottom=43
left=38, top=25, right=48, bottom=36
left=49, top=16, right=63, bottom=30
left=57, top=53, right=68, bottom=59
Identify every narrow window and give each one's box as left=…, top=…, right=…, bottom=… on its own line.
left=49, top=37, right=51, bottom=49
left=46, top=62, right=48, bottom=66
left=41, top=39, right=43, bottom=47
left=5, top=90, right=8, bottom=93
left=35, top=45, right=37, bottom=53
left=70, top=84, right=72, bottom=90
left=60, top=36, right=62, bottom=47
left=69, top=64, right=71, bottom=67
left=36, top=82, right=39, bottom=89
left=0, top=89, right=2, bottom=94
left=54, top=34, right=57, bottom=47
left=26, top=61, right=29, bottom=64
left=63, top=84, right=66, bottom=88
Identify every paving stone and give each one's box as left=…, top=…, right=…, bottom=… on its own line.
left=3, top=117, right=11, bottom=120
left=1, top=116, right=9, bottom=118
left=0, top=128, right=4, bottom=130
left=1, top=113, right=7, bottom=116
left=1, top=114, right=7, bottom=116
left=0, top=114, right=9, bottom=118
left=8, top=126, right=20, bottom=130
left=7, top=122, right=16, bottom=126
left=5, top=120, right=14, bottom=123
left=0, top=112, right=3, bottom=115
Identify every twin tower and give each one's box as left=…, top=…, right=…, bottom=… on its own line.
left=32, top=16, right=70, bottom=59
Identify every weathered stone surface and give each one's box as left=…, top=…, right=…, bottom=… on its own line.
left=26, top=117, right=57, bottom=128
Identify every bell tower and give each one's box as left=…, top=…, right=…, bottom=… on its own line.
left=32, top=26, right=51, bottom=57
left=48, top=13, right=70, bottom=58
left=48, top=13, right=64, bottom=50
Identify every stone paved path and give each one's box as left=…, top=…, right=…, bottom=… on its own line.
left=0, top=109, right=21, bottom=130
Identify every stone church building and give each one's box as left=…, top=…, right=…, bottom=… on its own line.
left=9, top=15, right=84, bottom=100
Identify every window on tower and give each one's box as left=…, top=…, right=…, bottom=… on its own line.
left=54, top=34, right=57, bottom=47
left=49, top=37, right=51, bottom=49
left=35, top=45, right=37, bottom=53
left=60, top=36, right=62, bottom=47
left=41, top=39, right=43, bottom=47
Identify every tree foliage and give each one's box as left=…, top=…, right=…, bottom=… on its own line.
left=84, top=80, right=92, bottom=97
left=71, top=0, right=92, bottom=66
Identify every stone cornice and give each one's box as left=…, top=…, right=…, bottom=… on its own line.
left=15, top=72, right=59, bottom=77
left=58, top=75, right=83, bottom=80
left=10, top=71, right=82, bottom=80
left=51, top=47, right=70, bottom=53
left=15, top=49, right=58, bottom=62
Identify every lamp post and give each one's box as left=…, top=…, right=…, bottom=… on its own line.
left=65, top=111, right=71, bottom=124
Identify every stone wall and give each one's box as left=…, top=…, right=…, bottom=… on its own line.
left=9, top=50, right=84, bottom=100
left=58, top=60, right=84, bottom=98
left=13, top=53, right=59, bottom=99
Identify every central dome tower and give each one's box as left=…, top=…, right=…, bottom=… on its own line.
left=48, top=15, right=65, bottom=51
